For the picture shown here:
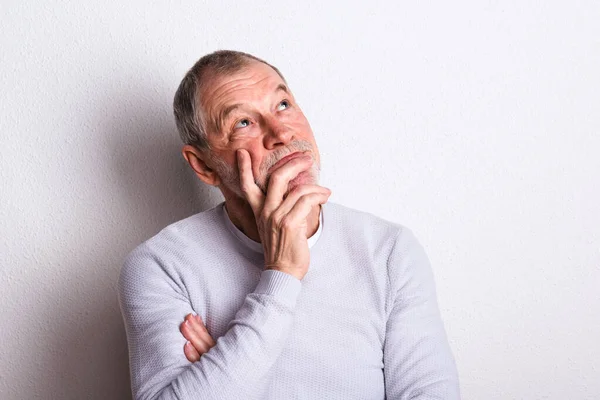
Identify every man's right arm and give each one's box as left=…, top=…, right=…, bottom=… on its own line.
left=118, top=248, right=302, bottom=400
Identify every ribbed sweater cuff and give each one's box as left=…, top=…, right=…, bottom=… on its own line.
left=254, top=269, right=302, bottom=307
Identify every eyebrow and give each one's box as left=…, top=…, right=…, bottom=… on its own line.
left=214, top=103, right=241, bottom=134
left=215, top=84, right=291, bottom=132
left=220, top=104, right=242, bottom=124
left=276, top=83, right=289, bottom=94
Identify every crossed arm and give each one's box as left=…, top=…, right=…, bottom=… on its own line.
left=121, top=230, right=460, bottom=400
left=174, top=228, right=460, bottom=399
left=120, top=149, right=460, bottom=398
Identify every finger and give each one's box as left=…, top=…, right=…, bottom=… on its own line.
left=184, top=341, right=200, bottom=362
left=183, top=314, right=215, bottom=347
left=237, top=149, right=264, bottom=213
left=277, top=185, right=331, bottom=216
left=191, top=314, right=216, bottom=347
left=284, top=192, right=331, bottom=227
left=263, top=153, right=314, bottom=213
left=180, top=319, right=211, bottom=354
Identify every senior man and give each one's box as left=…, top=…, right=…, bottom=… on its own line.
left=118, top=50, right=460, bottom=399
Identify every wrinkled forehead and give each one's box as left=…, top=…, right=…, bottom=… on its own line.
left=198, top=61, right=286, bottom=113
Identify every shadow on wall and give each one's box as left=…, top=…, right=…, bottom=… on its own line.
left=39, top=83, right=223, bottom=400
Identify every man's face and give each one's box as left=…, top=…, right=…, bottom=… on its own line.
left=199, top=61, right=321, bottom=198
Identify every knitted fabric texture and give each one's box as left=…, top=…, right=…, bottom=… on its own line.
left=118, top=201, right=460, bottom=399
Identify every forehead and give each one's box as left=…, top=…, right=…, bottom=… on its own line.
left=200, top=61, right=286, bottom=111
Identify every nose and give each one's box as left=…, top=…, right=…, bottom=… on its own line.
left=262, top=114, right=293, bottom=149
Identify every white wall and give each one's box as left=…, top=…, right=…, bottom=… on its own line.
left=1, top=1, right=598, bottom=399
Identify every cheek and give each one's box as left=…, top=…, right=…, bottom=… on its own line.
left=290, top=113, right=309, bottom=128
left=292, top=115, right=315, bottom=139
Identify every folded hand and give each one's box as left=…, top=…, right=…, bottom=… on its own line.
left=180, top=313, right=215, bottom=362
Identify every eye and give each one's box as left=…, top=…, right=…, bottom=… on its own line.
left=234, top=118, right=251, bottom=129
left=277, top=100, right=290, bottom=111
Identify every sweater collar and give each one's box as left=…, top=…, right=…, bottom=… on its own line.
left=221, top=202, right=324, bottom=254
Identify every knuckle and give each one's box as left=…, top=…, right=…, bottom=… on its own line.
left=270, top=210, right=283, bottom=225
left=301, top=192, right=324, bottom=206
left=290, top=184, right=310, bottom=196
left=299, top=193, right=315, bottom=203
left=239, top=181, right=251, bottom=193
left=296, top=197, right=312, bottom=208
left=197, top=342, right=209, bottom=354
left=280, top=215, right=295, bottom=229
left=286, top=185, right=318, bottom=202
left=270, top=173, right=285, bottom=186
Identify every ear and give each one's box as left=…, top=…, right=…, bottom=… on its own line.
left=182, top=145, right=221, bottom=187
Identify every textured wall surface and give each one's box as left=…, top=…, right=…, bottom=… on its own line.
left=1, top=1, right=599, bottom=399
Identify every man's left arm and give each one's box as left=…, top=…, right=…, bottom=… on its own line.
left=383, top=227, right=461, bottom=399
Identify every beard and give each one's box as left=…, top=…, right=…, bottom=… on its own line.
left=209, top=139, right=321, bottom=199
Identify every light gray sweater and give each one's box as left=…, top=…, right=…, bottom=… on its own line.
left=118, top=201, right=460, bottom=400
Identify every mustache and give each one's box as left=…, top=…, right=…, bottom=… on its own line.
left=259, top=140, right=314, bottom=175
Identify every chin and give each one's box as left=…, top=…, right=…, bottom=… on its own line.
left=286, top=170, right=318, bottom=193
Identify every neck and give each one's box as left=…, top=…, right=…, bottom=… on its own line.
left=223, top=193, right=321, bottom=243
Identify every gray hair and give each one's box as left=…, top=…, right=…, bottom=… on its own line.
left=173, top=50, right=286, bottom=151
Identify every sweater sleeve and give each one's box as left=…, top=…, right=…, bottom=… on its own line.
left=383, top=228, right=461, bottom=400
left=118, top=245, right=301, bottom=400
